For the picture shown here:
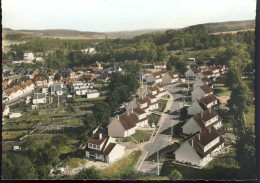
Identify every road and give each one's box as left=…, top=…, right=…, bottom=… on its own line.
left=138, top=84, right=186, bottom=174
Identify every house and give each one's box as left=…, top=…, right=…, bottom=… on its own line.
left=86, top=90, right=100, bottom=99
left=182, top=108, right=223, bottom=135
left=209, top=66, right=220, bottom=77
left=54, top=72, right=63, bottom=81
left=202, top=71, right=213, bottom=78
left=135, top=95, right=159, bottom=113
left=59, top=69, right=75, bottom=79
left=153, top=62, right=167, bottom=69
left=33, top=76, right=48, bottom=86
left=85, top=133, right=125, bottom=163
left=174, top=126, right=225, bottom=168
left=185, top=68, right=200, bottom=78
left=35, top=57, right=44, bottom=62
left=21, top=80, right=35, bottom=93
left=154, top=83, right=167, bottom=98
left=195, top=73, right=207, bottom=82
left=81, top=48, right=96, bottom=54
left=9, top=112, right=22, bottom=118
left=45, top=72, right=56, bottom=81
left=24, top=52, right=34, bottom=61
left=162, top=71, right=179, bottom=85
left=50, top=84, right=63, bottom=96
left=108, top=109, right=148, bottom=138
left=145, top=71, right=167, bottom=84
left=193, top=77, right=213, bottom=89
left=187, top=94, right=219, bottom=115
left=187, top=58, right=196, bottom=62
left=83, top=74, right=95, bottom=82
left=2, top=104, right=10, bottom=117
left=33, top=93, right=47, bottom=104
left=216, top=65, right=226, bottom=74
left=191, top=85, right=213, bottom=101
left=96, top=75, right=110, bottom=82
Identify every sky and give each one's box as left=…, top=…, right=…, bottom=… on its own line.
left=2, top=0, right=257, bottom=32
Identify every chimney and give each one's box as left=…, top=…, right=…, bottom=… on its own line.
left=209, top=107, right=212, bottom=113
left=127, top=111, right=129, bottom=116
left=131, top=108, right=133, bottom=113
left=208, top=127, right=211, bottom=134
left=191, top=139, right=193, bottom=147
left=201, top=111, right=204, bottom=118
left=99, top=133, right=102, bottom=139
left=197, top=134, right=200, bottom=140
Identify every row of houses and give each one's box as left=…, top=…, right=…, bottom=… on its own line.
left=145, top=70, right=179, bottom=85
left=185, top=65, right=226, bottom=79
left=174, top=71, right=226, bottom=168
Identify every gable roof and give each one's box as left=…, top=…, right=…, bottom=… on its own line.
left=154, top=62, right=167, bottom=66
left=198, top=94, right=218, bottom=105
left=167, top=71, right=178, bottom=78
left=118, top=113, right=138, bottom=130
left=203, top=70, right=213, bottom=76
left=88, top=133, right=109, bottom=145
left=136, top=97, right=149, bottom=104
left=209, top=65, right=219, bottom=71
left=187, top=126, right=225, bottom=158
left=148, top=86, right=157, bottom=92
left=216, top=65, right=223, bottom=69
left=200, top=85, right=213, bottom=94
left=201, top=76, right=211, bottom=83
left=191, top=68, right=200, bottom=74
left=133, top=107, right=146, bottom=115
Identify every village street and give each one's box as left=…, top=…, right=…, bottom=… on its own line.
left=137, top=84, right=187, bottom=174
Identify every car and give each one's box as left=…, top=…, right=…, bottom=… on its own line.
left=151, top=123, right=155, bottom=128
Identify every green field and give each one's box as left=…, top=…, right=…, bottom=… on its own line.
left=148, top=114, right=160, bottom=125
left=161, top=149, right=241, bottom=180
left=101, top=150, right=142, bottom=179
left=2, top=130, right=29, bottom=140
left=214, top=83, right=231, bottom=96
left=157, top=100, right=168, bottom=112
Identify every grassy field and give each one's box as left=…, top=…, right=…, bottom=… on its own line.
left=161, top=149, right=241, bottom=180
left=130, top=130, right=150, bottom=144
left=61, top=158, right=87, bottom=168
left=214, top=83, right=231, bottom=97
left=3, top=121, right=37, bottom=131
left=2, top=130, right=29, bottom=140
left=101, top=150, right=142, bottom=179
left=148, top=114, right=160, bottom=125
left=156, top=100, right=168, bottom=112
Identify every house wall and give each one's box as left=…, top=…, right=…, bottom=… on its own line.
left=187, top=101, right=203, bottom=115
left=205, top=116, right=218, bottom=126
left=33, top=98, right=46, bottom=104
left=146, top=75, right=156, bottom=83
left=191, top=88, right=206, bottom=101
left=162, top=74, right=173, bottom=85
left=204, top=137, right=220, bottom=152
left=213, top=121, right=222, bottom=129
left=123, top=127, right=136, bottom=138
left=108, top=118, right=126, bottom=138
left=195, top=73, right=205, bottom=82
left=185, top=69, right=196, bottom=78
left=175, top=141, right=202, bottom=166
left=86, top=92, right=100, bottom=99
left=134, top=112, right=147, bottom=120
left=155, top=78, right=162, bottom=83
left=182, top=118, right=202, bottom=135
left=148, top=90, right=157, bottom=95
left=3, top=106, right=9, bottom=116
left=206, top=100, right=218, bottom=108
left=136, top=119, right=148, bottom=128
left=193, top=80, right=205, bottom=89
left=107, top=144, right=125, bottom=163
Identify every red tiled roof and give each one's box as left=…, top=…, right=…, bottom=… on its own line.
left=88, top=134, right=109, bottom=145
left=86, top=136, right=117, bottom=156
left=21, top=80, right=34, bottom=89
left=209, top=66, right=219, bottom=71
left=154, top=62, right=167, bottom=66
left=167, top=71, right=178, bottom=79
left=146, top=94, right=157, bottom=99
left=136, top=97, right=149, bottom=104
left=119, top=113, right=138, bottom=130
left=148, top=86, right=157, bottom=91
left=200, top=85, right=213, bottom=94
left=201, top=76, right=211, bottom=83
left=191, top=68, right=200, bottom=74
left=33, top=76, right=47, bottom=82
left=198, top=94, right=217, bottom=105
left=203, top=71, right=213, bottom=76
left=216, top=65, right=223, bottom=69
left=188, top=127, right=225, bottom=158
left=133, top=107, right=146, bottom=115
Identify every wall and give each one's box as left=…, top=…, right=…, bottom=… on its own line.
left=188, top=101, right=203, bottom=115
left=108, top=118, right=125, bottom=138
left=107, top=144, right=125, bottom=163
left=182, top=118, right=202, bottom=135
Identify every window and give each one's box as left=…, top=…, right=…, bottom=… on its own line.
left=93, top=145, right=96, bottom=149
left=97, top=145, right=100, bottom=149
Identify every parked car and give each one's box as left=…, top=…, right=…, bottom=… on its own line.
left=151, top=123, right=155, bottom=128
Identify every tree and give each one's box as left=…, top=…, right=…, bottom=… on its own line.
left=83, top=113, right=97, bottom=129
left=168, top=169, right=183, bottom=180
left=51, top=135, right=68, bottom=152
left=92, top=102, right=111, bottom=125
left=2, top=153, right=38, bottom=179
left=74, top=167, right=101, bottom=179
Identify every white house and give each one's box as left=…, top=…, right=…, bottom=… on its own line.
left=187, top=94, right=218, bottom=115
left=182, top=108, right=223, bottom=135
left=193, top=77, right=213, bottom=89
left=175, top=126, right=225, bottom=168
left=162, top=71, right=179, bottom=85
left=145, top=71, right=167, bottom=84
left=50, top=84, right=63, bottom=96
left=33, top=76, right=48, bottom=86
left=191, top=85, right=214, bottom=101
left=153, top=62, right=167, bottom=69
left=85, top=133, right=125, bottom=163
left=21, top=80, right=35, bottom=93
left=81, top=48, right=96, bottom=54
left=108, top=109, right=148, bottom=138
left=185, top=68, right=200, bottom=78
left=9, top=112, right=22, bottom=118
left=33, top=93, right=47, bottom=104
left=86, top=90, right=100, bottom=98
left=216, top=65, right=226, bottom=74
left=202, top=71, right=213, bottom=79
left=209, top=65, right=220, bottom=77
left=24, top=52, right=34, bottom=61
left=2, top=104, right=10, bottom=117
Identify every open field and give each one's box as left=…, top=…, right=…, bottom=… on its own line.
left=148, top=114, right=160, bottom=125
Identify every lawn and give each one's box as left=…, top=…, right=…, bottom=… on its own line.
left=3, top=121, right=37, bottom=131
left=2, top=130, right=29, bottom=140
left=148, top=114, right=160, bottom=126
left=101, top=150, right=142, bottom=179
left=214, top=83, right=231, bottom=97
left=161, top=149, right=242, bottom=180
left=156, top=100, right=168, bottom=112
left=125, top=130, right=151, bottom=144
left=61, top=157, right=87, bottom=168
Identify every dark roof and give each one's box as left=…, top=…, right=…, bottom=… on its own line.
left=103, top=143, right=117, bottom=155
left=203, top=71, right=213, bottom=76
left=201, top=76, right=211, bottom=83
left=216, top=65, right=223, bottom=69
left=200, top=85, right=213, bottom=94
left=167, top=71, right=178, bottom=78
left=199, top=109, right=218, bottom=122
left=88, top=134, right=109, bottom=145
left=191, top=68, right=200, bottom=74
left=188, top=126, right=225, bottom=158
left=148, top=86, right=157, bottom=91
left=154, top=62, right=167, bottom=66
left=198, top=94, right=217, bottom=105
left=209, top=65, right=219, bottom=71
left=133, top=107, right=146, bottom=115
left=119, top=113, right=138, bottom=130
left=193, top=109, right=220, bottom=129
left=136, top=97, right=149, bottom=104
left=146, top=94, right=157, bottom=99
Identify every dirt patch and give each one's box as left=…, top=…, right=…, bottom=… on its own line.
left=216, top=96, right=230, bottom=105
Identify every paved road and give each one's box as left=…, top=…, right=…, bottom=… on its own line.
left=138, top=84, right=186, bottom=174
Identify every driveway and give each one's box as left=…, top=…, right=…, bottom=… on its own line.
left=137, top=84, right=186, bottom=174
